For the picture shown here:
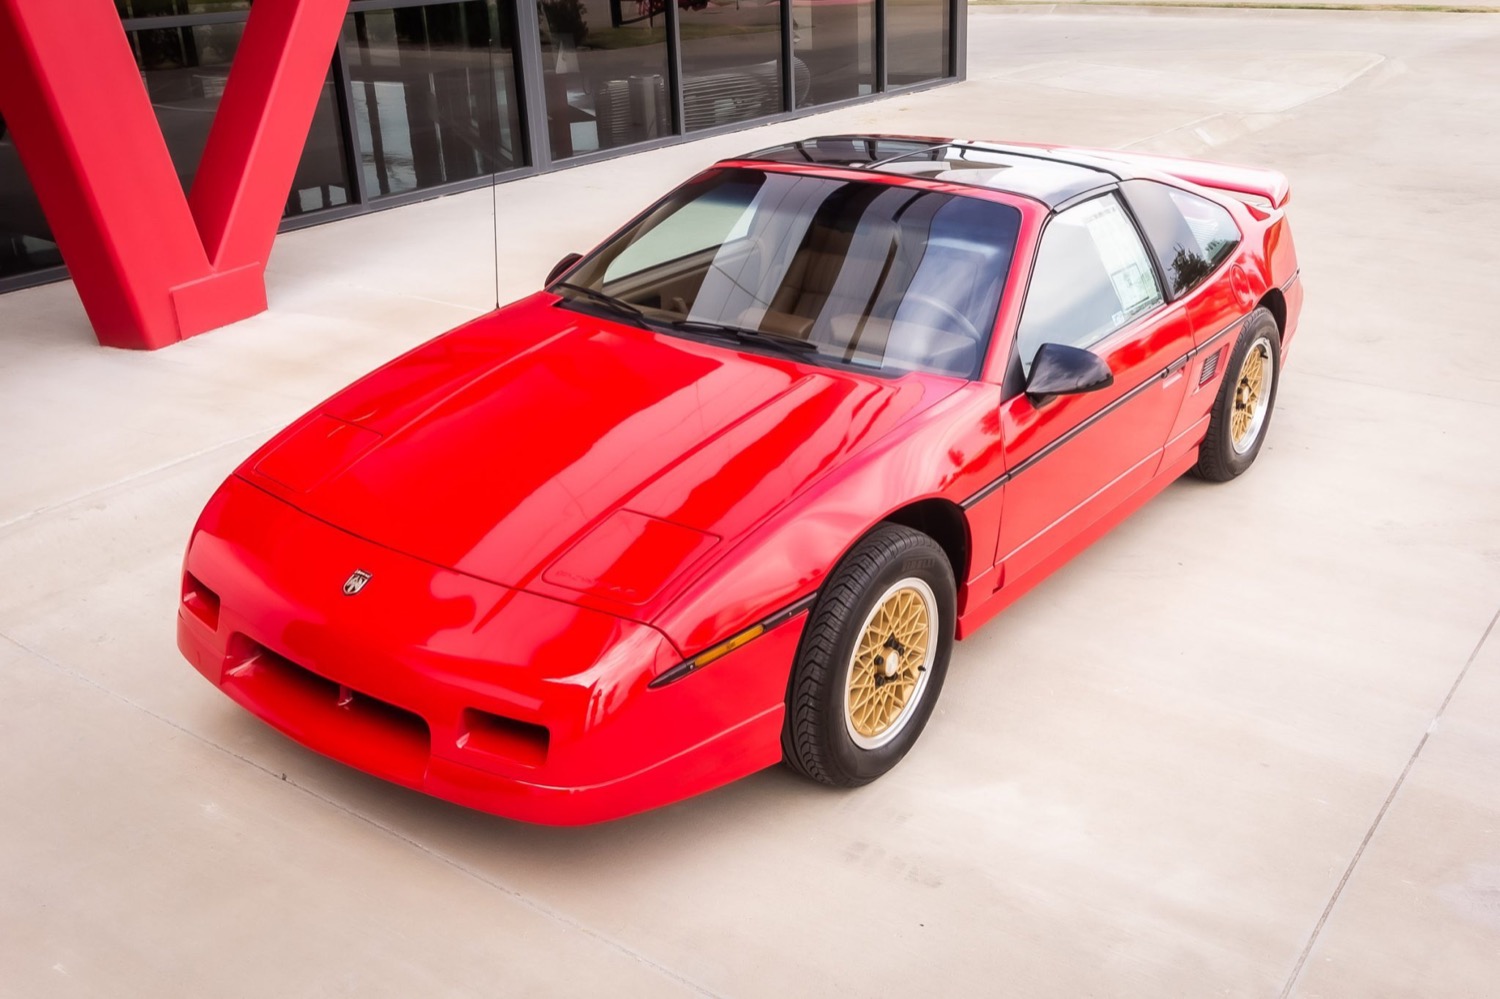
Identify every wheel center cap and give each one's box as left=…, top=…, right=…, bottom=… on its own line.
left=884, top=649, right=901, bottom=677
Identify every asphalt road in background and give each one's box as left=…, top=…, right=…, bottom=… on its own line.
left=2, top=5, right=1498, bottom=996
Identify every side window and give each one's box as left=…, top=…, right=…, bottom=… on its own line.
left=1016, top=194, right=1164, bottom=372
left=1121, top=180, right=1241, bottom=299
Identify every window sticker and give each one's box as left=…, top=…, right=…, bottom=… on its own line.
left=1076, top=199, right=1159, bottom=320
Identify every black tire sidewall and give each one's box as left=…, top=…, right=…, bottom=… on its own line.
left=1200, top=310, right=1282, bottom=480
left=816, top=530, right=956, bottom=784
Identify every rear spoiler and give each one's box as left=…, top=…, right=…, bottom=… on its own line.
left=1079, top=148, right=1292, bottom=209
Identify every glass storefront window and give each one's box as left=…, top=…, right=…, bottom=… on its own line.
left=344, top=1, right=525, bottom=198
left=537, top=0, right=672, bottom=159
left=886, top=0, right=949, bottom=88
left=128, top=22, right=352, bottom=215
left=792, top=0, right=873, bottom=108
left=3, top=0, right=961, bottom=293
left=0, top=117, right=64, bottom=282
left=677, top=0, right=788, bottom=132
left=116, top=1, right=252, bottom=17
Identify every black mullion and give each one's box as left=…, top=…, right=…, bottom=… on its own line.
left=510, top=0, right=551, bottom=169
left=329, top=32, right=369, bottom=206
left=875, top=0, right=887, bottom=92
left=353, top=12, right=392, bottom=196
left=949, top=0, right=965, bottom=80
left=780, top=0, right=794, bottom=112
left=663, top=0, right=685, bottom=135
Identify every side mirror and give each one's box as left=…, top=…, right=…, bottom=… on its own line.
left=546, top=252, right=582, bottom=286
left=1025, top=342, right=1113, bottom=403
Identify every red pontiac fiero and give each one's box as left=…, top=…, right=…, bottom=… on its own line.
left=178, top=136, right=1302, bottom=824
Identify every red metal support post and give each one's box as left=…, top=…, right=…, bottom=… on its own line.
left=0, top=0, right=349, bottom=350
left=190, top=0, right=352, bottom=274
left=0, top=0, right=219, bottom=348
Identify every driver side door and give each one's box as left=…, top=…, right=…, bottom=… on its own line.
left=992, top=192, right=1195, bottom=589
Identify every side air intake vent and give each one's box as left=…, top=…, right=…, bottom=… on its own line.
left=1200, top=347, right=1225, bottom=386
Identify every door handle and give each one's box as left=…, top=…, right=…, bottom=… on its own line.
left=1160, top=355, right=1190, bottom=380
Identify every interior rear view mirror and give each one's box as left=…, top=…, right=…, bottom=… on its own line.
left=1026, top=342, right=1114, bottom=402
left=546, top=252, right=582, bottom=286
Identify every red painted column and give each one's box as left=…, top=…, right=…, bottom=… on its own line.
left=0, top=0, right=219, bottom=348
left=0, top=0, right=350, bottom=350
left=191, top=0, right=352, bottom=273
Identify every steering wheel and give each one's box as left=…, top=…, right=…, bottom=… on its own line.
left=900, top=294, right=981, bottom=342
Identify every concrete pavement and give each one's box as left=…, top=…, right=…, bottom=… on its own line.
left=3, top=5, right=1499, bottom=996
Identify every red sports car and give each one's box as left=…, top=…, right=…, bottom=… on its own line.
left=178, top=135, right=1302, bottom=824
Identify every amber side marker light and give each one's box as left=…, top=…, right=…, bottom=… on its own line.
left=648, top=595, right=817, bottom=689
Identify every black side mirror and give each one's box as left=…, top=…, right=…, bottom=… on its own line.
left=546, top=252, right=582, bottom=286
left=1025, top=342, right=1113, bottom=403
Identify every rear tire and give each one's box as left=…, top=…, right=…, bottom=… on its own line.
left=1195, top=308, right=1281, bottom=482
left=782, top=524, right=955, bottom=787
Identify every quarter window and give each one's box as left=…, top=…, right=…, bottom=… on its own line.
left=1121, top=180, right=1241, bottom=299
left=1016, top=194, right=1164, bottom=372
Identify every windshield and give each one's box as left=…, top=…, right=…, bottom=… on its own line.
left=555, top=168, right=1021, bottom=378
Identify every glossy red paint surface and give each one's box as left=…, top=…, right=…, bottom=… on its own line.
left=179, top=140, right=1302, bottom=823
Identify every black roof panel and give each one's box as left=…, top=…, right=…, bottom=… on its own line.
left=738, top=134, right=1120, bottom=209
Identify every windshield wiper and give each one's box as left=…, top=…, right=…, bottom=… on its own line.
left=668, top=318, right=821, bottom=358
left=553, top=282, right=650, bottom=328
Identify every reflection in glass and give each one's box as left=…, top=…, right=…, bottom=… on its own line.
left=345, top=1, right=525, bottom=199
left=0, top=116, right=63, bottom=281
left=537, top=0, right=672, bottom=159
left=792, top=0, right=873, bottom=108
left=885, top=0, right=949, bottom=88
left=115, top=1, right=251, bottom=17
left=563, top=168, right=1019, bottom=378
left=677, top=0, right=791, bottom=132
left=128, top=22, right=351, bottom=216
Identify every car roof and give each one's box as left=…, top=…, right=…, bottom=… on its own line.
left=734, top=134, right=1125, bottom=210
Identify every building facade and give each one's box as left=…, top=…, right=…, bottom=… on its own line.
left=0, top=0, right=963, bottom=347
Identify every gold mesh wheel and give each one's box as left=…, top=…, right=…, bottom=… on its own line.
left=842, top=578, right=938, bottom=750
left=1230, top=336, right=1274, bottom=455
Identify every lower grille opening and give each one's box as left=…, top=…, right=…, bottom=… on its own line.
left=223, top=637, right=430, bottom=784
left=459, top=708, right=549, bottom=768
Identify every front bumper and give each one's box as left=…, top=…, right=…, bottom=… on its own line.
left=177, top=477, right=802, bottom=825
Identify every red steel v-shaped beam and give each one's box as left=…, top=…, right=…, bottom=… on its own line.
left=0, top=0, right=349, bottom=349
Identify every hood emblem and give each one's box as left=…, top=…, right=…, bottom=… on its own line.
left=343, top=570, right=373, bottom=596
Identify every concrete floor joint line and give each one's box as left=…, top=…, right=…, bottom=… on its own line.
left=1278, top=601, right=1500, bottom=997
left=0, top=425, right=281, bottom=535
left=1, top=632, right=724, bottom=999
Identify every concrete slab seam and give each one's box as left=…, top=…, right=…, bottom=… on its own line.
left=1278, top=601, right=1500, bottom=997
left=1295, top=369, right=1500, bottom=411
left=0, top=425, right=281, bottom=535
left=0, top=632, right=727, bottom=999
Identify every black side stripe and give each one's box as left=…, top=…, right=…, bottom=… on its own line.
left=762, top=593, right=819, bottom=630
left=648, top=593, right=818, bottom=689
left=960, top=314, right=1247, bottom=510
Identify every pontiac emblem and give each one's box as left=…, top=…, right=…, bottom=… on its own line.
left=342, top=570, right=373, bottom=596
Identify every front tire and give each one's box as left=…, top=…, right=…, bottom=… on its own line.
left=1195, top=308, right=1282, bottom=482
left=782, top=524, right=955, bottom=787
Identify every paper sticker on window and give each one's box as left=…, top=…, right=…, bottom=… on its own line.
left=1078, top=199, right=1160, bottom=318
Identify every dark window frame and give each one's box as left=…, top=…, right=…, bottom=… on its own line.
left=1009, top=190, right=1168, bottom=380
left=1118, top=178, right=1242, bottom=302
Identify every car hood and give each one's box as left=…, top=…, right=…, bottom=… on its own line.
left=243, top=295, right=959, bottom=618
